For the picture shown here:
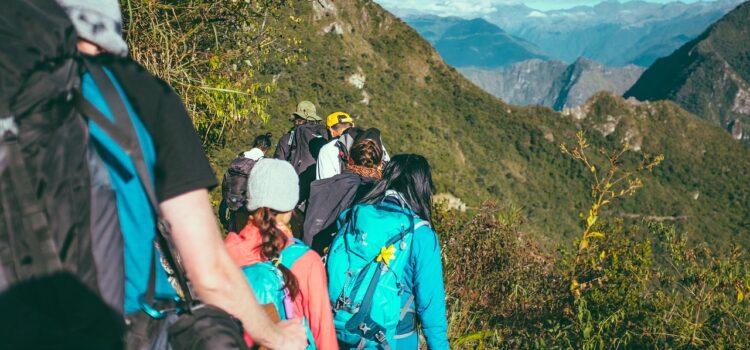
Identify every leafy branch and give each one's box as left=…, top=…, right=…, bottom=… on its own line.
left=560, top=130, right=663, bottom=298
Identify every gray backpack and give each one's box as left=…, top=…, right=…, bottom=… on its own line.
left=221, top=155, right=259, bottom=211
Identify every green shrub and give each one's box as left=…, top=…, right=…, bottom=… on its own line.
left=439, top=134, right=750, bottom=349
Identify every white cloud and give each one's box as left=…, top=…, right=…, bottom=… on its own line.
left=375, top=0, right=712, bottom=17
left=527, top=10, right=548, bottom=17
left=377, top=0, right=501, bottom=18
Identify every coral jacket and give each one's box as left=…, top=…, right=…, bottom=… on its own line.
left=224, top=222, right=338, bottom=350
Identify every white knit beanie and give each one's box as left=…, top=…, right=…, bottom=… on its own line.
left=57, top=0, right=128, bottom=57
left=247, top=159, right=299, bottom=212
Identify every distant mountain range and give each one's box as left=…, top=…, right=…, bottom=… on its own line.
left=625, top=1, right=750, bottom=141
left=403, top=0, right=744, bottom=67
left=461, top=58, right=644, bottom=110
left=401, top=1, right=746, bottom=111
left=406, top=15, right=647, bottom=109
left=405, top=17, right=548, bottom=68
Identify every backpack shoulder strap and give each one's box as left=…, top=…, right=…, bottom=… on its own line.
left=287, top=128, right=296, bottom=147
left=414, top=220, right=430, bottom=231
left=279, top=239, right=310, bottom=269
left=335, top=137, right=350, bottom=166
left=76, top=60, right=195, bottom=309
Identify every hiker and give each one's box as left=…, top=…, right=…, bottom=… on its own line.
left=219, top=133, right=273, bottom=232
left=276, top=102, right=330, bottom=206
left=224, top=159, right=338, bottom=349
left=274, top=101, right=322, bottom=161
left=327, top=154, right=449, bottom=350
left=316, top=112, right=357, bottom=180
left=304, top=131, right=385, bottom=254
left=0, top=0, right=306, bottom=348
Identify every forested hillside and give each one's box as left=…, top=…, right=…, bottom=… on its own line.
left=123, top=0, right=750, bottom=248
left=120, top=0, right=750, bottom=347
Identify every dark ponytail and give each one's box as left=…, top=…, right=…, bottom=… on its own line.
left=253, top=133, right=273, bottom=152
left=252, top=207, right=300, bottom=299
left=360, top=154, right=435, bottom=223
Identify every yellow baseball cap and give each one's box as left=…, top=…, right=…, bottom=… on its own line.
left=326, top=112, right=354, bottom=128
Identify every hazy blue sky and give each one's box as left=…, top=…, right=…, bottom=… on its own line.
left=375, top=0, right=715, bottom=15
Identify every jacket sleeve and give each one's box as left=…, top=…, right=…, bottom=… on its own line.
left=294, top=251, right=339, bottom=350
left=412, top=227, right=450, bottom=350
left=316, top=143, right=340, bottom=180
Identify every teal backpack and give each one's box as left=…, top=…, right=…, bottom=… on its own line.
left=326, top=201, right=429, bottom=349
left=241, top=239, right=316, bottom=349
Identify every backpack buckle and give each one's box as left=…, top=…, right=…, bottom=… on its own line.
left=334, top=295, right=360, bottom=313
left=358, top=323, right=372, bottom=335
left=375, top=330, right=387, bottom=344
left=334, top=295, right=349, bottom=311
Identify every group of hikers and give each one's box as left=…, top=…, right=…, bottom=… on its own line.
left=218, top=102, right=449, bottom=349
left=0, top=0, right=448, bottom=350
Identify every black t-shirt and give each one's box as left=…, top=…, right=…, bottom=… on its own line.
left=96, top=55, right=217, bottom=201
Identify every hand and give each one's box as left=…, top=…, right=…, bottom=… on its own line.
left=268, top=318, right=308, bottom=350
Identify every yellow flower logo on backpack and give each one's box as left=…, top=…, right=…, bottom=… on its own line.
left=376, top=245, right=396, bottom=266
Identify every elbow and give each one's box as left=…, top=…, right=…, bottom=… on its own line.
left=187, top=261, right=235, bottom=298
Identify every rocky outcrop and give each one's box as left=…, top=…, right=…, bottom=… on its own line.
left=461, top=58, right=644, bottom=110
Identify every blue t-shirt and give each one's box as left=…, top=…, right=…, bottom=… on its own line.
left=82, top=68, right=176, bottom=314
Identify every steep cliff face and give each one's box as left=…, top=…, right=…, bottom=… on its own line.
left=553, top=58, right=645, bottom=110
left=459, top=59, right=567, bottom=107
left=460, top=58, right=644, bottom=110
left=625, top=1, right=750, bottom=132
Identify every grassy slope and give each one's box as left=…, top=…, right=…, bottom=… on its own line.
left=212, top=0, right=750, bottom=247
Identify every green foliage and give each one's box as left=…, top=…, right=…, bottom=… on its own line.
left=124, top=0, right=750, bottom=247
left=121, top=1, right=750, bottom=347
left=436, top=202, right=562, bottom=347
left=437, top=134, right=750, bottom=348
left=123, top=0, right=302, bottom=149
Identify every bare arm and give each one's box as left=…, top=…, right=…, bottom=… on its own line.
left=160, top=189, right=307, bottom=349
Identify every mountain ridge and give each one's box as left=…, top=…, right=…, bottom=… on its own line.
left=405, top=16, right=549, bottom=68
left=396, top=0, right=746, bottom=67
left=625, top=1, right=750, bottom=135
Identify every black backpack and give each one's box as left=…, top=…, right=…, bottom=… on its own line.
left=221, top=154, right=259, bottom=212
left=287, top=123, right=329, bottom=175
left=0, top=0, right=126, bottom=347
left=0, top=2, right=249, bottom=349
left=0, top=0, right=108, bottom=295
left=304, top=172, right=376, bottom=254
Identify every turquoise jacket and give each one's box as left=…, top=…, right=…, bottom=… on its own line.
left=341, top=193, right=450, bottom=350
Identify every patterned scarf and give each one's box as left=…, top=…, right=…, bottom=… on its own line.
left=347, top=163, right=382, bottom=180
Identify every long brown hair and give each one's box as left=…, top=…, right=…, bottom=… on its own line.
left=347, top=138, right=384, bottom=179
left=251, top=207, right=300, bottom=299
